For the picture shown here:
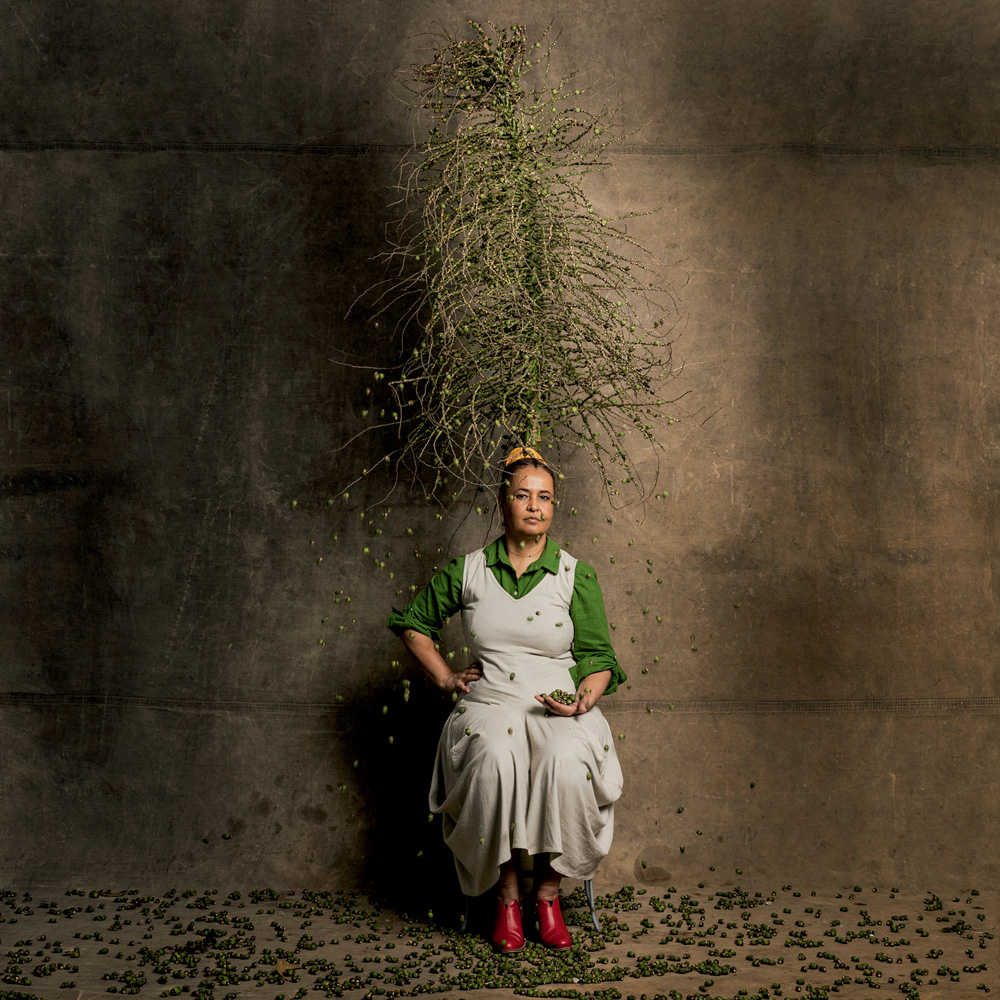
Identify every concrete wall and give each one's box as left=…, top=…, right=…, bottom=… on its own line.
left=2, top=1, right=998, bottom=897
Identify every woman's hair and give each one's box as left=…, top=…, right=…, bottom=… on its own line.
left=498, top=455, right=556, bottom=504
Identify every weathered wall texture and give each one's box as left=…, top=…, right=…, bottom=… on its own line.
left=2, top=1, right=998, bottom=899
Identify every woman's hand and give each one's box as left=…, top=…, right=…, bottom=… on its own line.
left=534, top=670, right=612, bottom=716
left=441, top=662, right=483, bottom=694
left=534, top=691, right=587, bottom=715
left=402, top=629, right=482, bottom=693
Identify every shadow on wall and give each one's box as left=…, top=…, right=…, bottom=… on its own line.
left=358, top=684, right=458, bottom=914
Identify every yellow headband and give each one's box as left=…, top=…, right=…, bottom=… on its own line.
left=503, top=446, right=546, bottom=467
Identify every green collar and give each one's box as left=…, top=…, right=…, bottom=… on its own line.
left=484, top=535, right=561, bottom=575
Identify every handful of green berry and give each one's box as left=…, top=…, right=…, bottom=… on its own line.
left=546, top=688, right=576, bottom=705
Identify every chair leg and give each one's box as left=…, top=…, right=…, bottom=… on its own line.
left=584, top=879, right=600, bottom=932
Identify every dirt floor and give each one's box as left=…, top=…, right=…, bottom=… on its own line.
left=0, top=880, right=994, bottom=1000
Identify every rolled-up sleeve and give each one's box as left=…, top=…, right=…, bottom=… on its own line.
left=386, top=556, right=465, bottom=642
left=568, top=561, right=627, bottom=695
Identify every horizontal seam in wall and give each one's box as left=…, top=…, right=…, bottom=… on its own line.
left=613, top=697, right=1000, bottom=714
left=1, top=693, right=997, bottom=714
left=0, top=692, right=343, bottom=713
left=1, top=139, right=1000, bottom=159
left=618, top=143, right=1000, bottom=158
left=0, top=140, right=409, bottom=156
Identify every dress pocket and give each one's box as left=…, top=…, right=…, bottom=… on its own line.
left=446, top=716, right=476, bottom=772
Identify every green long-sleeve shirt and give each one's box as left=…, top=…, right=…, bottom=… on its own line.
left=387, top=536, right=626, bottom=694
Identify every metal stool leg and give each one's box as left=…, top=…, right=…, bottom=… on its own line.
left=584, top=878, right=600, bottom=932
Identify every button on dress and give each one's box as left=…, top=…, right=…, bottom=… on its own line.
left=429, top=547, right=624, bottom=897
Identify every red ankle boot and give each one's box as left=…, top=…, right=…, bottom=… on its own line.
left=535, top=896, right=572, bottom=949
left=492, top=897, right=525, bottom=953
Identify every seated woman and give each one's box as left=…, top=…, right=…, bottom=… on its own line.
left=387, top=447, right=626, bottom=952
left=389, top=448, right=626, bottom=952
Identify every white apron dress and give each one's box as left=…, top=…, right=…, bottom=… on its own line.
left=428, top=547, right=624, bottom=897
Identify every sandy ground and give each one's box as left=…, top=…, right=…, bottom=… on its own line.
left=0, top=881, right=994, bottom=1000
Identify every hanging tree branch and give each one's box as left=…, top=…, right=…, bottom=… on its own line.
left=351, top=19, right=682, bottom=507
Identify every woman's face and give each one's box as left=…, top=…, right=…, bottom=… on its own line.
left=500, top=467, right=556, bottom=542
